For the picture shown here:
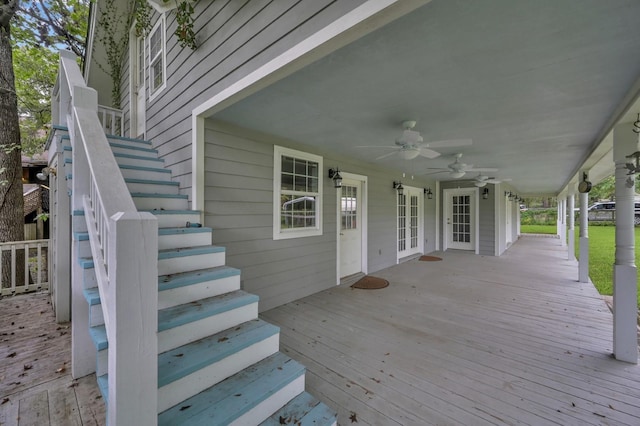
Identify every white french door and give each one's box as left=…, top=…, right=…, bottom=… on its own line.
left=444, top=188, right=477, bottom=251
left=397, top=186, right=423, bottom=259
left=340, top=180, right=362, bottom=277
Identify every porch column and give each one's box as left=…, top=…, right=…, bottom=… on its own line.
left=558, top=196, right=567, bottom=246
left=578, top=172, right=589, bottom=283
left=567, top=190, right=575, bottom=261
left=612, top=123, right=638, bottom=364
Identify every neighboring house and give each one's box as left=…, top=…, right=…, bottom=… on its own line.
left=46, top=0, right=640, bottom=424
left=21, top=156, right=49, bottom=240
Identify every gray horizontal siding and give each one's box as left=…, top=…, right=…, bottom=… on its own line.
left=205, top=119, right=436, bottom=311
left=124, top=0, right=367, bottom=199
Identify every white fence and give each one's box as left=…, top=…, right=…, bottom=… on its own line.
left=97, top=104, right=124, bottom=136
left=0, top=239, right=49, bottom=296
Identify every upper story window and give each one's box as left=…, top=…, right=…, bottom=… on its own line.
left=273, top=146, right=323, bottom=240
left=148, top=14, right=166, bottom=100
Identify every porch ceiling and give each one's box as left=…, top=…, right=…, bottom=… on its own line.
left=214, top=0, right=640, bottom=195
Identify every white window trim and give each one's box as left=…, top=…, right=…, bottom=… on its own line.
left=273, top=145, right=323, bottom=240
left=148, top=14, right=166, bottom=102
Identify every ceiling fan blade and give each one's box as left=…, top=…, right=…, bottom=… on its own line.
left=356, top=145, right=398, bottom=149
left=426, top=138, right=473, bottom=148
left=418, top=148, right=441, bottom=159
left=375, top=151, right=398, bottom=160
left=423, top=170, right=448, bottom=176
left=465, top=167, right=499, bottom=172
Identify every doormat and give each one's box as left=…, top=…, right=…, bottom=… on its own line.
left=351, top=276, right=389, bottom=290
left=419, top=255, right=443, bottom=261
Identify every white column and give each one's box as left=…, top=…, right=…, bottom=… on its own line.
left=612, top=123, right=638, bottom=364
left=567, top=191, right=575, bottom=261
left=578, top=174, right=590, bottom=283
left=558, top=197, right=567, bottom=246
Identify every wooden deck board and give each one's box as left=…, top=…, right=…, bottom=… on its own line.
left=262, top=236, right=640, bottom=426
left=0, top=294, right=105, bottom=426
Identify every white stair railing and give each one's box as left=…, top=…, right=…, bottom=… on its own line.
left=97, top=105, right=124, bottom=136
left=54, top=50, right=158, bottom=426
left=0, top=239, right=49, bottom=296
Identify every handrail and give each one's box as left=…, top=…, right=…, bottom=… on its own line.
left=56, top=50, right=158, bottom=425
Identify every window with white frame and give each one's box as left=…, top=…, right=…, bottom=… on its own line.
left=148, top=15, right=166, bottom=99
left=273, top=146, right=323, bottom=240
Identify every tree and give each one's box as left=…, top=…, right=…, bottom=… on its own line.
left=0, top=0, right=88, bottom=289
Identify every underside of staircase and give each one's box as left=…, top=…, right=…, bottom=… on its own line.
left=58, top=127, right=336, bottom=425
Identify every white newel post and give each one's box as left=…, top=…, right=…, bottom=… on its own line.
left=52, top=138, right=71, bottom=322
left=108, top=212, right=158, bottom=426
left=612, top=123, right=638, bottom=364
left=578, top=176, right=589, bottom=283
left=567, top=191, right=575, bottom=261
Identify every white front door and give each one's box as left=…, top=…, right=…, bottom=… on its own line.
left=340, top=180, right=362, bottom=277
left=445, top=188, right=477, bottom=251
left=397, top=186, right=423, bottom=259
left=130, top=27, right=145, bottom=139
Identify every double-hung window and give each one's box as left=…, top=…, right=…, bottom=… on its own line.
left=273, top=146, right=323, bottom=239
left=148, top=15, right=166, bottom=100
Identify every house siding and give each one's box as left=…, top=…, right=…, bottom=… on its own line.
left=204, top=120, right=436, bottom=311
left=121, top=0, right=367, bottom=198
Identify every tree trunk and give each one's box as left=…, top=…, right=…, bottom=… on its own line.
left=0, top=9, right=26, bottom=290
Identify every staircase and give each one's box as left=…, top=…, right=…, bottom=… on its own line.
left=59, top=129, right=336, bottom=425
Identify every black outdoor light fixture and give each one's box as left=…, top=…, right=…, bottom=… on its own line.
left=328, top=168, right=343, bottom=188
left=482, top=187, right=489, bottom=199
left=393, top=181, right=404, bottom=195
left=424, top=188, right=433, bottom=199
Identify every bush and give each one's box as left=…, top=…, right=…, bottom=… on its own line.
left=520, top=208, right=557, bottom=225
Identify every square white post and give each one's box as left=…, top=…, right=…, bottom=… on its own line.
left=578, top=175, right=590, bottom=283
left=612, top=123, right=638, bottom=364
left=567, top=190, right=575, bottom=261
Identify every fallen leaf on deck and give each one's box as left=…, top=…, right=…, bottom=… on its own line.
left=1, top=398, right=9, bottom=405
left=279, top=416, right=286, bottom=424
left=179, top=405, right=191, bottom=411
left=68, top=381, right=78, bottom=388
left=234, top=394, right=241, bottom=397
left=593, top=412, right=606, bottom=418
left=23, top=364, right=32, bottom=371
left=173, top=354, right=184, bottom=358
left=609, top=404, right=614, bottom=410
left=350, top=412, right=358, bottom=422
left=7, top=352, right=16, bottom=358
left=56, top=366, right=66, bottom=373
left=218, top=337, right=229, bottom=342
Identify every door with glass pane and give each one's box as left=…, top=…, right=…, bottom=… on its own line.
left=340, top=180, right=362, bottom=277
left=445, top=189, right=476, bottom=251
left=397, top=186, right=423, bottom=259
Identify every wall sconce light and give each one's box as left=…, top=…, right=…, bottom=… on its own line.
left=36, top=167, right=57, bottom=181
left=393, top=181, right=404, bottom=195
left=633, top=113, right=640, bottom=134
left=424, top=188, right=433, bottom=199
left=328, top=168, right=343, bottom=188
left=625, top=151, right=640, bottom=175
left=482, top=188, right=489, bottom=199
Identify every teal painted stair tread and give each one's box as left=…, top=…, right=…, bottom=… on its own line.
left=157, top=226, right=212, bottom=236
left=97, top=374, right=109, bottom=405
left=106, top=134, right=151, bottom=144
left=157, top=290, right=258, bottom=332
left=124, top=178, right=179, bottom=186
left=114, top=152, right=164, bottom=163
left=158, top=352, right=303, bottom=425
left=130, top=192, right=188, bottom=199
left=158, top=245, right=224, bottom=260
left=158, top=319, right=279, bottom=388
left=89, top=324, right=107, bottom=351
left=119, top=164, right=171, bottom=173
left=260, top=392, right=337, bottom=426
left=109, top=141, right=157, bottom=153
left=158, top=265, right=239, bottom=292
left=83, top=287, right=100, bottom=305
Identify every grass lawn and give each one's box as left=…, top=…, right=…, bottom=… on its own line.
left=522, top=224, right=640, bottom=307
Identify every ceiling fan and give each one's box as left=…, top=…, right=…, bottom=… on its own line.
left=425, top=153, right=498, bottom=178
left=467, top=174, right=512, bottom=187
left=359, top=120, right=472, bottom=160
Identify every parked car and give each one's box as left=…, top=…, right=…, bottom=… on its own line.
left=575, top=201, right=640, bottom=225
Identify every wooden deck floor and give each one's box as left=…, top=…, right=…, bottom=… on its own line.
left=0, top=294, right=105, bottom=426
left=262, top=236, right=640, bottom=425
left=2, top=236, right=638, bottom=425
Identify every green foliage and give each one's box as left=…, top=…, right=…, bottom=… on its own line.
left=135, top=0, right=152, bottom=37
left=520, top=208, right=557, bottom=225
left=573, top=226, right=640, bottom=308
left=520, top=224, right=556, bottom=234
left=175, top=0, right=196, bottom=49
